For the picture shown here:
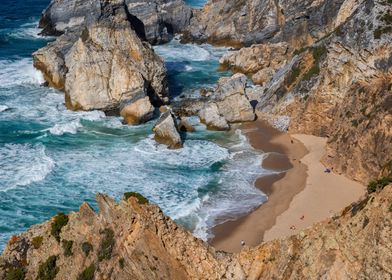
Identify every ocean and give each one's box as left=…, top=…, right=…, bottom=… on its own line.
left=0, top=0, right=268, bottom=252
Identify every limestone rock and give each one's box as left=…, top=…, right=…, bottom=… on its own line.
left=153, top=112, right=183, bottom=149
left=39, top=0, right=192, bottom=45
left=34, top=1, right=168, bottom=118
left=120, top=96, right=155, bottom=125
left=178, top=117, right=195, bottom=132
left=183, top=0, right=346, bottom=47
left=213, top=74, right=255, bottom=123
left=198, top=103, right=230, bottom=131
left=220, top=43, right=291, bottom=85
left=1, top=184, right=392, bottom=279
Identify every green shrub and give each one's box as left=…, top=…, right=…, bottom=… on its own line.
left=287, top=66, right=301, bottom=86
left=119, top=258, right=125, bottom=269
left=51, top=213, right=69, bottom=242
left=367, top=177, right=391, bottom=193
left=32, top=236, right=43, bottom=249
left=351, top=119, right=359, bottom=127
left=389, top=203, right=392, bottom=212
left=302, top=64, right=320, bottom=81
left=374, top=26, right=392, bottom=39
left=312, top=46, right=327, bottom=61
left=62, top=240, right=73, bottom=257
left=81, top=242, right=93, bottom=256
left=381, top=13, right=392, bottom=24
left=36, top=256, right=59, bottom=280
left=78, top=264, right=95, bottom=280
left=123, top=192, right=149, bottom=204
left=6, top=267, right=25, bottom=280
left=98, top=228, right=115, bottom=262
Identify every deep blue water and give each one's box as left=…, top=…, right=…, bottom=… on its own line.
left=0, top=0, right=267, bottom=252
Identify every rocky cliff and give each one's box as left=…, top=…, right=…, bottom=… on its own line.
left=39, top=0, right=192, bottom=45
left=214, top=0, right=392, bottom=184
left=1, top=186, right=391, bottom=279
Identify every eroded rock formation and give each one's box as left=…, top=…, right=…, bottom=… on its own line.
left=39, top=0, right=192, bottom=45
left=34, top=0, right=168, bottom=124
left=153, top=111, right=183, bottom=149
left=213, top=0, right=392, bottom=183
left=1, top=185, right=391, bottom=279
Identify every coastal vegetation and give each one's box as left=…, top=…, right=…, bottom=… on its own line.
left=123, top=192, right=149, bottom=204
left=98, top=228, right=115, bottom=262
left=36, top=256, right=58, bottom=280
left=78, top=264, right=95, bottom=280
left=50, top=213, right=69, bottom=242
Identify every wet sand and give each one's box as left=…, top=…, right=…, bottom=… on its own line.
left=210, top=119, right=308, bottom=253
left=210, top=121, right=365, bottom=253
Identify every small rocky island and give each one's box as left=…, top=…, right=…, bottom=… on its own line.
left=1, top=0, right=392, bottom=278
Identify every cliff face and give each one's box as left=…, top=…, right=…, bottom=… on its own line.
left=39, top=0, right=192, bottom=45
left=217, top=0, right=392, bottom=183
left=1, top=186, right=391, bottom=279
left=182, top=0, right=348, bottom=47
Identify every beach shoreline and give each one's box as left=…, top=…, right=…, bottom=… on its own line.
left=209, top=118, right=365, bottom=253
left=210, top=118, right=308, bottom=253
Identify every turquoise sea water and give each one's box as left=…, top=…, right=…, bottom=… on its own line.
left=0, top=0, right=268, bottom=252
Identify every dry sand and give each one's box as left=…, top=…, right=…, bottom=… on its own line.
left=210, top=119, right=308, bottom=253
left=210, top=121, right=365, bottom=253
left=263, top=134, right=365, bottom=241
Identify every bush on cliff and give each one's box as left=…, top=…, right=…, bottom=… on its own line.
left=36, top=256, right=58, bottom=280
left=62, top=240, right=73, bottom=257
left=98, top=228, right=115, bottom=262
left=78, top=264, right=95, bottom=280
left=5, top=267, right=25, bottom=280
left=50, top=213, right=69, bottom=242
left=123, top=192, right=149, bottom=204
left=367, top=177, right=391, bottom=193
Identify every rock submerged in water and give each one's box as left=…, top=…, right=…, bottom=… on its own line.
left=153, top=112, right=183, bottom=149
left=34, top=1, right=167, bottom=125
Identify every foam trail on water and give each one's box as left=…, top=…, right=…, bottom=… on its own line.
left=0, top=58, right=44, bottom=88
left=0, top=105, right=9, bottom=112
left=0, top=144, right=55, bottom=192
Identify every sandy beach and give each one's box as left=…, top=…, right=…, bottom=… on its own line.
left=210, top=119, right=365, bottom=253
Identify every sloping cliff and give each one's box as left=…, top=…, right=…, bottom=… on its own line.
left=1, top=186, right=391, bottom=279
left=215, top=0, right=392, bottom=183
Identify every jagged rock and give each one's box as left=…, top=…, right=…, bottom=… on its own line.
left=153, top=112, right=183, bottom=149
left=220, top=43, right=291, bottom=85
left=183, top=0, right=349, bottom=48
left=1, top=184, right=391, bottom=279
left=120, top=96, right=155, bottom=125
left=178, top=117, right=195, bottom=132
left=34, top=1, right=168, bottom=118
left=247, top=0, right=392, bottom=183
left=213, top=74, right=255, bottom=123
left=198, top=103, right=230, bottom=131
left=39, top=0, right=192, bottom=44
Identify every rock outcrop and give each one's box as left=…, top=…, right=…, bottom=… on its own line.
left=39, top=0, right=192, bottom=45
left=182, top=0, right=349, bottom=47
left=153, top=112, right=183, bottom=149
left=34, top=0, right=167, bottom=124
left=1, top=185, right=391, bottom=279
left=213, top=0, right=392, bottom=184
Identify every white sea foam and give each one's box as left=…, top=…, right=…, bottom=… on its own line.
left=0, top=105, right=9, bottom=112
left=0, top=58, right=44, bottom=88
left=49, top=120, right=82, bottom=135
left=0, top=144, right=55, bottom=191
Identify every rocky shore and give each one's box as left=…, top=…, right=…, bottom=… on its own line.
left=1, top=0, right=392, bottom=278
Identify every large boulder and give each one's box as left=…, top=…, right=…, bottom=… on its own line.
left=120, top=96, right=155, bottom=125
left=34, top=1, right=167, bottom=123
left=198, top=103, right=229, bottom=131
left=153, top=112, right=183, bottom=149
left=39, top=0, right=192, bottom=45
left=213, top=74, right=255, bottom=123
